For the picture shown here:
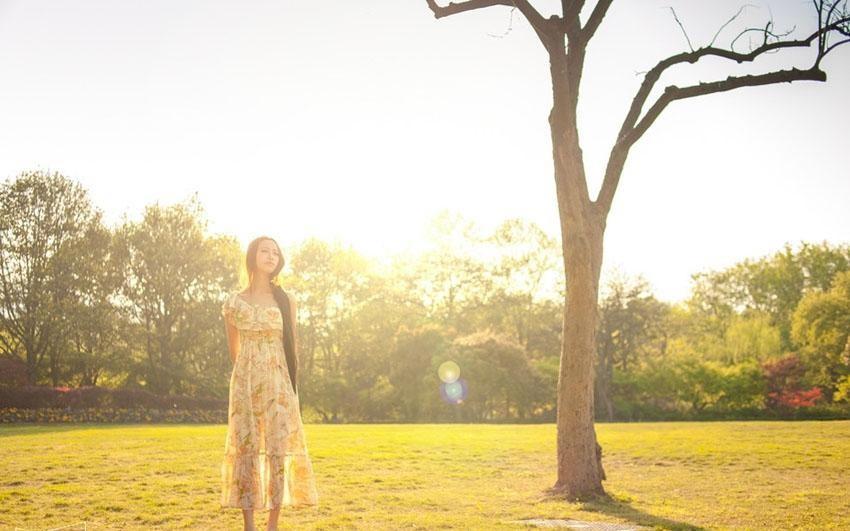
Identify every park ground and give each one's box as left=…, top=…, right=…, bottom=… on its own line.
left=1, top=420, right=848, bottom=530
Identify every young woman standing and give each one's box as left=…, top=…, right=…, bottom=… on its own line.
left=220, top=236, right=318, bottom=531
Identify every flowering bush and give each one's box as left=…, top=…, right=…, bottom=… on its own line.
left=767, top=387, right=823, bottom=409
left=0, top=384, right=226, bottom=410
left=0, top=406, right=226, bottom=424
left=0, top=384, right=226, bottom=423
left=762, top=354, right=823, bottom=411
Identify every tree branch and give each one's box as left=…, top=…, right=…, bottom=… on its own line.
left=561, top=0, right=575, bottom=20
left=595, top=66, right=827, bottom=218
left=562, top=0, right=586, bottom=22
left=425, top=0, right=512, bottom=19
left=710, top=4, right=757, bottom=47
left=824, top=36, right=850, bottom=55
left=582, top=0, right=614, bottom=42
left=667, top=6, right=695, bottom=52
left=825, top=0, right=842, bottom=28
left=427, top=0, right=559, bottom=50
left=730, top=21, right=797, bottom=52
left=595, top=10, right=850, bottom=217
left=816, top=0, right=850, bottom=66
left=511, top=0, right=553, bottom=40
left=618, top=16, right=849, bottom=152
left=631, top=67, right=827, bottom=145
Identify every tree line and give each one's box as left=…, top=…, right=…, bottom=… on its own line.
left=2, top=170, right=848, bottom=421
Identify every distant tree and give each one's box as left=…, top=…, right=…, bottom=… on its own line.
left=337, top=274, right=421, bottom=421
left=690, top=242, right=850, bottom=350
left=484, top=218, right=562, bottom=351
left=791, top=270, right=850, bottom=399
left=595, top=274, right=668, bottom=420
left=288, top=238, right=388, bottom=420
left=0, top=170, right=105, bottom=385
left=287, top=238, right=373, bottom=378
left=450, top=329, right=544, bottom=421
left=671, top=357, right=764, bottom=414
left=672, top=309, right=783, bottom=368
left=415, top=212, right=493, bottom=331
left=720, top=314, right=783, bottom=365
left=63, top=223, right=125, bottom=387
left=389, top=324, right=448, bottom=421
left=112, top=195, right=236, bottom=395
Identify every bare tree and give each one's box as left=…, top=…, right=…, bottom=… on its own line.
left=424, top=0, right=849, bottom=499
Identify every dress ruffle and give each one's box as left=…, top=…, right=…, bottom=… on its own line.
left=220, top=450, right=318, bottom=510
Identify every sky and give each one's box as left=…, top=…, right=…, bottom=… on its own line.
left=0, top=0, right=848, bottom=303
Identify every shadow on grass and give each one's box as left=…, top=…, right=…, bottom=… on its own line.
left=540, top=489, right=705, bottom=531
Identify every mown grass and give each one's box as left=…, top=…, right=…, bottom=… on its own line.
left=1, top=420, right=848, bottom=530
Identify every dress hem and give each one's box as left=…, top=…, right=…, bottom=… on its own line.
left=219, top=501, right=319, bottom=511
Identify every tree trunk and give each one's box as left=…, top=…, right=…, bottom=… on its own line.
left=549, top=51, right=607, bottom=498
left=51, top=353, right=59, bottom=387
left=553, top=218, right=606, bottom=498
left=25, top=340, right=37, bottom=385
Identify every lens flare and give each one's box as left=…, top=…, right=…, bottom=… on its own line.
left=440, top=378, right=467, bottom=405
left=438, top=360, right=460, bottom=383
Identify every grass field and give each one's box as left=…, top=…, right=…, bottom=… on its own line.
left=1, top=420, right=848, bottom=530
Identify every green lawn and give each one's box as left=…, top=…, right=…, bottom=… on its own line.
left=1, top=421, right=848, bottom=530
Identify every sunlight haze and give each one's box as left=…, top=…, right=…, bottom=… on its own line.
left=0, top=0, right=847, bottom=303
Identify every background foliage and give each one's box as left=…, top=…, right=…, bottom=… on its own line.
left=2, top=170, right=849, bottom=421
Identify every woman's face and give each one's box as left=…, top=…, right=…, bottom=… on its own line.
left=256, top=239, right=281, bottom=275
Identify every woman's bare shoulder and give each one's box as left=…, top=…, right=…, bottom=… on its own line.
left=224, top=290, right=243, bottom=305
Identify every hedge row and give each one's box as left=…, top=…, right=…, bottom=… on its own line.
left=0, top=384, right=227, bottom=411
left=604, top=404, right=850, bottom=422
left=0, top=407, right=226, bottom=424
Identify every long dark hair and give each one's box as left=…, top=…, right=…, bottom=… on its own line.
left=245, top=236, right=298, bottom=395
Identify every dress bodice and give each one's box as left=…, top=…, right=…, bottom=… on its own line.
left=222, top=292, right=284, bottom=332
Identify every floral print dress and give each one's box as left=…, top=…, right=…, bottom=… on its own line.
left=220, top=291, right=319, bottom=510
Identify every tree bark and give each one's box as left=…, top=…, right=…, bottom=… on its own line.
left=547, top=49, right=607, bottom=499
left=553, top=207, right=606, bottom=497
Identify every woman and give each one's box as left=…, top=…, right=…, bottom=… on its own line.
left=220, top=236, right=319, bottom=531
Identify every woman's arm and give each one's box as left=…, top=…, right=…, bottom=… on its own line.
left=222, top=297, right=240, bottom=364
left=225, top=318, right=240, bottom=365
left=289, top=296, right=298, bottom=357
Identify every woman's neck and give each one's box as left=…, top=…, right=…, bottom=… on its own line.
left=249, top=275, right=273, bottom=294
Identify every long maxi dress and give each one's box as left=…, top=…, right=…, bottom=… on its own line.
left=220, top=291, right=319, bottom=510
